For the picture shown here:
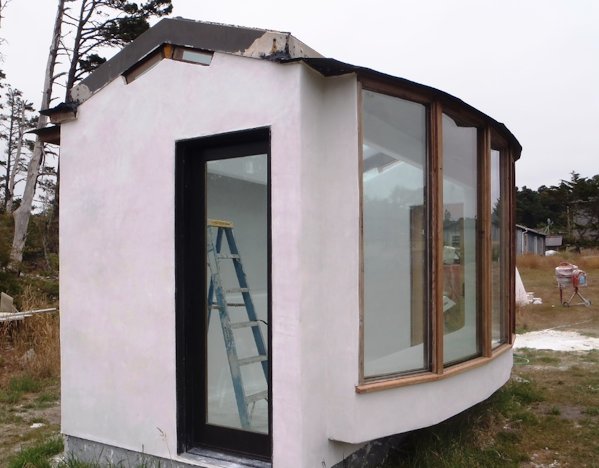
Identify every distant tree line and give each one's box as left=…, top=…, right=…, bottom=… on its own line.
left=516, top=172, right=599, bottom=247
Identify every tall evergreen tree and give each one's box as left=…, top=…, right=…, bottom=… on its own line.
left=516, top=171, right=599, bottom=247
left=1, top=87, right=35, bottom=213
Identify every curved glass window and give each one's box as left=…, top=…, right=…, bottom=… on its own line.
left=360, top=87, right=514, bottom=383
left=442, top=114, right=480, bottom=365
left=362, top=90, right=428, bottom=377
left=491, top=148, right=508, bottom=347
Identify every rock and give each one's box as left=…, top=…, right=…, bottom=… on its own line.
left=20, top=348, right=36, bottom=365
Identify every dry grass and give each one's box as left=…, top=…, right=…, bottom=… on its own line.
left=516, top=251, right=599, bottom=335
left=0, top=284, right=61, bottom=466
left=0, top=285, right=60, bottom=386
left=517, top=249, right=599, bottom=271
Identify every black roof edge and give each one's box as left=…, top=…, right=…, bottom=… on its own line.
left=73, top=18, right=305, bottom=101
left=40, top=101, right=78, bottom=117
left=287, top=57, right=522, bottom=159
left=44, top=18, right=521, bottom=157
left=27, top=125, right=61, bottom=145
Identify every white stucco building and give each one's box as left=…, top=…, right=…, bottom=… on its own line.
left=45, top=18, right=521, bottom=468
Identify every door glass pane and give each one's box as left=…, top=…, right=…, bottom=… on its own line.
left=491, top=149, right=506, bottom=347
left=362, top=90, right=428, bottom=377
left=205, top=154, right=268, bottom=434
left=442, top=114, right=480, bottom=365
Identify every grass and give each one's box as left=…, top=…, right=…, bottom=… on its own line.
left=2, top=251, right=599, bottom=466
left=384, top=379, right=542, bottom=467
left=6, top=437, right=63, bottom=468
left=516, top=251, right=599, bottom=336
left=379, top=251, right=599, bottom=467
left=0, top=375, right=49, bottom=406
left=0, top=284, right=61, bottom=466
left=384, top=348, right=599, bottom=467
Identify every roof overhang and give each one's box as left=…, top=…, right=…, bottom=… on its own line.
left=41, top=18, right=522, bottom=157
left=71, top=18, right=322, bottom=103
left=27, top=125, right=61, bottom=145
left=291, top=57, right=523, bottom=159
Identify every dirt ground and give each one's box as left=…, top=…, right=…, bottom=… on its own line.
left=0, top=337, right=61, bottom=466
left=513, top=262, right=599, bottom=467
left=0, top=388, right=60, bottom=466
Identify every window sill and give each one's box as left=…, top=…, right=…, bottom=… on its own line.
left=356, top=343, right=512, bottom=394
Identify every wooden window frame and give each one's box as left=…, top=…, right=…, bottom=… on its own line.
left=123, top=45, right=172, bottom=84
left=123, top=44, right=213, bottom=84
left=357, top=82, right=515, bottom=393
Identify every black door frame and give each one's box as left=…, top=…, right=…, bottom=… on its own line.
left=175, top=127, right=272, bottom=459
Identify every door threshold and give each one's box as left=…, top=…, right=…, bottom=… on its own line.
left=185, top=447, right=271, bottom=468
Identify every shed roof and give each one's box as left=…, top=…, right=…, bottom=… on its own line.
left=516, top=224, right=547, bottom=237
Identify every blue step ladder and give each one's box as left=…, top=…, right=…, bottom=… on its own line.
left=206, top=219, right=268, bottom=430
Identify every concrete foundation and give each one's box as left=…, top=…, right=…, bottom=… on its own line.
left=65, top=434, right=406, bottom=468
left=64, top=435, right=272, bottom=467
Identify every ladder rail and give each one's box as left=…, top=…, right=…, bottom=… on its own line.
left=207, top=227, right=225, bottom=324
left=223, top=228, right=269, bottom=380
left=205, top=221, right=269, bottom=431
left=206, top=227, right=251, bottom=428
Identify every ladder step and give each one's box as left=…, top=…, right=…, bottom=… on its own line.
left=231, top=321, right=261, bottom=329
left=208, top=302, right=246, bottom=310
left=217, top=254, right=240, bottom=260
left=246, top=390, right=268, bottom=404
left=238, top=355, right=268, bottom=366
left=226, top=288, right=249, bottom=293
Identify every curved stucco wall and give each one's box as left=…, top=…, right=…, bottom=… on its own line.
left=59, top=52, right=513, bottom=468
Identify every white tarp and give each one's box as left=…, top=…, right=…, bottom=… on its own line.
left=515, top=267, right=529, bottom=306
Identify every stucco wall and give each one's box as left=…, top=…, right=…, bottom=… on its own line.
left=60, top=52, right=307, bottom=465
left=60, top=52, right=513, bottom=468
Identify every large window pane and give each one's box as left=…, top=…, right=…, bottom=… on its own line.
left=362, top=90, right=428, bottom=377
left=206, top=154, right=269, bottom=434
left=442, top=114, right=480, bottom=365
left=491, top=149, right=507, bottom=347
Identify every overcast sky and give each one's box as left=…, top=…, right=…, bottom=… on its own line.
left=2, top=0, right=597, bottom=190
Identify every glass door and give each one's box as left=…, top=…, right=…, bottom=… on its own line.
left=205, top=154, right=269, bottom=434
left=176, top=128, right=271, bottom=459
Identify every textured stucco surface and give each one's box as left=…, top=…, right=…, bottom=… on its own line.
left=60, top=51, right=513, bottom=468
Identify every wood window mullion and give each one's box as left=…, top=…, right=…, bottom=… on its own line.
left=479, top=127, right=492, bottom=357
left=429, top=101, right=444, bottom=374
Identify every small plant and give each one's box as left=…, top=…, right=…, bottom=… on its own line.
left=0, top=374, right=45, bottom=404
left=7, top=436, right=64, bottom=468
left=549, top=406, right=561, bottom=416
left=507, top=379, right=545, bottom=405
left=9, top=374, right=43, bottom=393
left=583, top=407, right=599, bottom=416
left=538, top=355, right=561, bottom=365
